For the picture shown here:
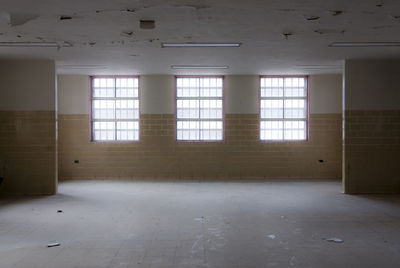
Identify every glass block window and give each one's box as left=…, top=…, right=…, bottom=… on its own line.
left=91, top=76, right=139, bottom=141
left=260, top=76, right=308, bottom=141
left=176, top=77, right=224, bottom=141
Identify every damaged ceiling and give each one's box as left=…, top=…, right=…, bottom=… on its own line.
left=0, top=0, right=399, bottom=74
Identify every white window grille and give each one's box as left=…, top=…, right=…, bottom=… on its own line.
left=91, top=76, right=139, bottom=141
left=176, top=77, right=224, bottom=141
left=260, top=76, right=308, bottom=141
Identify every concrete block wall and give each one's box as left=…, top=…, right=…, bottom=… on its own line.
left=58, top=74, right=342, bottom=180
left=0, top=60, right=57, bottom=195
left=344, top=60, right=400, bottom=193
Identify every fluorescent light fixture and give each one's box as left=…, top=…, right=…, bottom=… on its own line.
left=57, top=65, right=108, bottom=70
left=171, top=65, right=229, bottom=69
left=295, top=65, right=342, bottom=69
left=330, top=42, right=400, bottom=47
left=162, top=42, right=241, bottom=48
left=0, top=42, right=72, bottom=47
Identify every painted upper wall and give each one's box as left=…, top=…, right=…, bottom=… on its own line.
left=345, top=60, right=400, bottom=110
left=309, top=74, right=342, bottom=114
left=225, top=75, right=259, bottom=114
left=58, top=75, right=89, bottom=114
left=0, top=60, right=55, bottom=111
left=58, top=74, right=342, bottom=115
left=141, top=75, right=174, bottom=114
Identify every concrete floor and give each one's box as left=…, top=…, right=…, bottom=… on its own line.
left=0, top=179, right=399, bottom=268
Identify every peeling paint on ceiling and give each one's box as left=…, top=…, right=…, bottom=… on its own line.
left=305, top=15, right=321, bottom=21
left=330, top=10, right=344, bottom=16
left=0, top=0, right=399, bottom=75
left=10, top=13, right=39, bottom=26
left=314, top=29, right=346, bottom=35
left=0, top=11, right=39, bottom=27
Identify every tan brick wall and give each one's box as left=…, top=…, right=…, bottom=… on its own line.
left=344, top=110, right=400, bottom=193
left=58, top=114, right=342, bottom=180
left=0, top=111, right=56, bottom=194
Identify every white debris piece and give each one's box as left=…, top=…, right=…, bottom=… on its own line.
left=326, top=237, right=343, bottom=243
left=267, top=234, right=276, bottom=239
left=47, top=242, right=60, bottom=247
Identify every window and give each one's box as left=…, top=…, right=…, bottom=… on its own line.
left=176, top=76, right=224, bottom=141
left=260, top=76, right=308, bottom=141
left=90, top=76, right=139, bottom=141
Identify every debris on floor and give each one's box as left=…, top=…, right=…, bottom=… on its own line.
left=57, top=210, right=63, bottom=213
left=194, top=216, right=207, bottom=223
left=47, top=242, right=60, bottom=247
left=326, top=237, right=344, bottom=243
left=267, top=234, right=276, bottom=239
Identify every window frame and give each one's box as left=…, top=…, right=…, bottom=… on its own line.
left=259, top=75, right=310, bottom=142
left=174, top=75, right=225, bottom=142
left=89, top=75, right=141, bottom=143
